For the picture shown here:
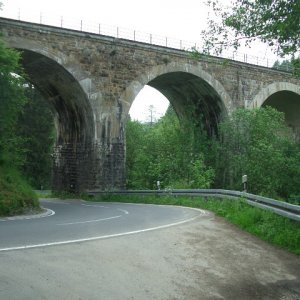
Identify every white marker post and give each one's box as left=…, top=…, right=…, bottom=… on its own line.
left=242, top=175, right=248, bottom=192
left=157, top=180, right=161, bottom=190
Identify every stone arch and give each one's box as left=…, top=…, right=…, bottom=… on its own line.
left=252, top=82, right=300, bottom=138
left=8, top=42, right=96, bottom=192
left=19, top=49, right=95, bottom=145
left=252, top=82, right=300, bottom=109
left=6, top=36, right=95, bottom=145
left=120, top=61, right=231, bottom=135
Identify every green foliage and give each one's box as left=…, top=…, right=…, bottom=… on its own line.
left=89, top=194, right=300, bottom=255
left=0, top=39, right=27, bottom=166
left=213, top=107, right=300, bottom=198
left=0, top=164, right=39, bottom=216
left=0, top=34, right=40, bottom=215
left=273, top=58, right=300, bottom=75
left=202, top=0, right=300, bottom=75
left=126, top=105, right=300, bottom=199
left=273, top=59, right=293, bottom=71
left=126, top=106, right=214, bottom=189
left=17, top=85, right=55, bottom=189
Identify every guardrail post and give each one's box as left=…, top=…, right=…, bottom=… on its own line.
left=166, top=37, right=168, bottom=47
left=40, top=12, right=42, bottom=24
left=80, top=20, right=83, bottom=31
left=99, top=24, right=101, bottom=34
left=180, top=40, right=182, bottom=50
left=117, top=27, right=119, bottom=38
left=60, top=16, right=63, bottom=28
left=134, top=30, right=136, bottom=41
left=150, top=33, right=152, bottom=44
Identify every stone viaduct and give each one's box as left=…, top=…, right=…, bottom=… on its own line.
left=1, top=17, right=300, bottom=192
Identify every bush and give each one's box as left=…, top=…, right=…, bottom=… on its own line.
left=0, top=165, right=39, bottom=216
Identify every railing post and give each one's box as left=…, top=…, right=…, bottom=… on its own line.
left=166, top=37, right=167, bottom=47
left=80, top=20, right=83, bottom=31
left=150, top=33, right=152, bottom=44
left=40, top=12, right=42, bottom=24
left=117, top=27, right=119, bottom=38
left=99, top=24, right=101, bottom=34
left=180, top=40, right=182, bottom=50
left=18, top=8, right=20, bottom=20
left=134, top=30, right=136, bottom=41
left=60, top=16, right=63, bottom=28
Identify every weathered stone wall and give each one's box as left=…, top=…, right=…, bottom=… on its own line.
left=1, top=17, right=299, bottom=191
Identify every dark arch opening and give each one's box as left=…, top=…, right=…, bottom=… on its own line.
left=262, top=90, right=300, bottom=138
left=148, top=71, right=226, bottom=136
left=19, top=50, right=94, bottom=145
left=16, top=49, right=95, bottom=192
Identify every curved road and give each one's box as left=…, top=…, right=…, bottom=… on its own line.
left=0, top=199, right=299, bottom=299
left=0, top=198, right=204, bottom=251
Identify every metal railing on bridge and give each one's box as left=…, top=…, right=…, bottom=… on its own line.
left=0, top=9, right=293, bottom=73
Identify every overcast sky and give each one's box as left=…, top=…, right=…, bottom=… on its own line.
left=1, top=0, right=278, bottom=121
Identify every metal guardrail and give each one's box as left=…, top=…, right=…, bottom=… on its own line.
left=0, top=9, right=292, bottom=72
left=87, top=189, right=300, bottom=222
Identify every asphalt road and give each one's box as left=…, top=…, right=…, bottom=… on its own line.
left=0, top=199, right=299, bottom=299
left=0, top=199, right=203, bottom=251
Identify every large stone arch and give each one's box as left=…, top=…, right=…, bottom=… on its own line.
left=252, top=82, right=300, bottom=137
left=6, top=39, right=97, bottom=192
left=120, top=61, right=231, bottom=135
left=252, top=82, right=300, bottom=109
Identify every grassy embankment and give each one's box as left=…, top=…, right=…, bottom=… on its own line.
left=0, top=165, right=39, bottom=216
left=86, top=194, right=300, bottom=255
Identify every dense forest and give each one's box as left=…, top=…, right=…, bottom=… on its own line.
left=126, top=105, right=300, bottom=201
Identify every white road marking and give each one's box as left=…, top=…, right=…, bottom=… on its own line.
left=0, top=213, right=205, bottom=252
left=0, top=209, right=55, bottom=222
left=81, top=204, right=107, bottom=208
left=117, top=208, right=129, bottom=215
left=81, top=203, right=129, bottom=215
left=57, top=215, right=122, bottom=225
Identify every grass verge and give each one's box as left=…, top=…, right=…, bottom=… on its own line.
left=87, top=194, right=300, bottom=255
left=0, top=165, right=39, bottom=216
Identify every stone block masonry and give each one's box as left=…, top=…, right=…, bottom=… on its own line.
left=1, top=17, right=300, bottom=192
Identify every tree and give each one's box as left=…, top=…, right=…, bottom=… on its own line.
left=0, top=38, right=27, bottom=165
left=0, top=32, right=38, bottom=215
left=273, top=59, right=293, bottom=71
left=125, top=105, right=214, bottom=189
left=202, top=0, right=300, bottom=74
left=213, top=107, right=299, bottom=197
left=17, top=85, right=55, bottom=189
